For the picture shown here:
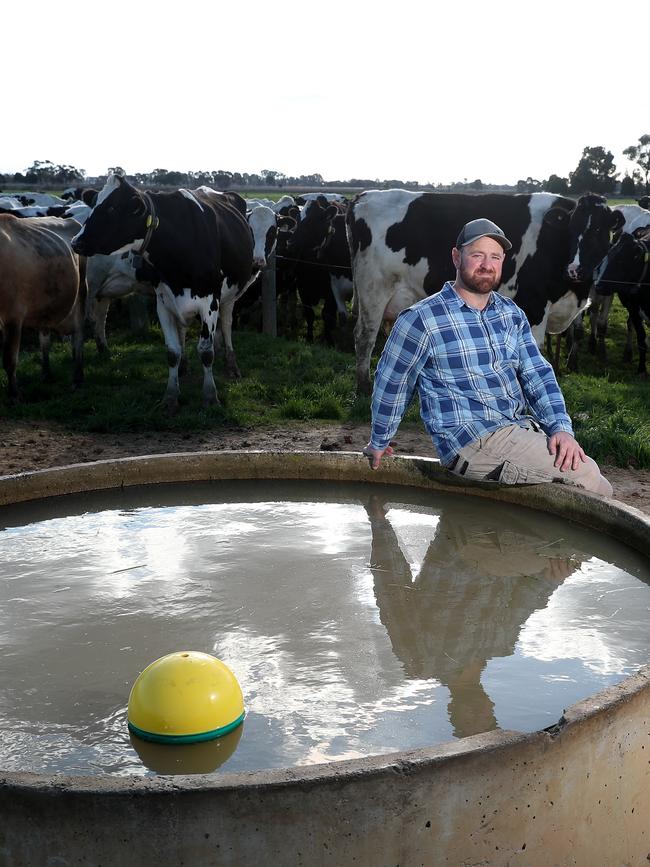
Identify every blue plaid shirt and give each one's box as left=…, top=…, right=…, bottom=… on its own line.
left=369, top=282, right=574, bottom=465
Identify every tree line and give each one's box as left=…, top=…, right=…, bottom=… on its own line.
left=2, top=137, right=648, bottom=195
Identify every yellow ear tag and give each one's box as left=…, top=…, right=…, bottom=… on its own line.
left=609, top=231, right=614, bottom=243
left=146, top=215, right=153, bottom=228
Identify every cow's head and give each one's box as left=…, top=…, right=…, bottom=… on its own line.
left=286, top=197, right=339, bottom=255
left=246, top=205, right=278, bottom=270
left=566, top=193, right=625, bottom=282
left=316, top=213, right=346, bottom=263
left=595, top=227, right=650, bottom=296
left=71, top=174, right=148, bottom=257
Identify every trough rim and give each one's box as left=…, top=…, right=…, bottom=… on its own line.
left=1, top=448, right=648, bottom=795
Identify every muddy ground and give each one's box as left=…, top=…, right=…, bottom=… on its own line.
left=2, top=419, right=650, bottom=517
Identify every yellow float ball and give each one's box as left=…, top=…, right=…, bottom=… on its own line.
left=127, top=651, right=245, bottom=744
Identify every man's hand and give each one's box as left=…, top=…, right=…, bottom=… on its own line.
left=363, top=442, right=394, bottom=470
left=547, top=431, right=586, bottom=472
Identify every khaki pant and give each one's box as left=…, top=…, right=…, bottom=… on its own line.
left=448, top=423, right=613, bottom=497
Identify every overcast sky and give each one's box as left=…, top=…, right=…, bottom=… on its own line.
left=5, top=0, right=646, bottom=185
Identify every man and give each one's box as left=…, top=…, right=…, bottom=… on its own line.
left=363, top=218, right=612, bottom=497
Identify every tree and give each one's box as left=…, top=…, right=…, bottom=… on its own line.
left=569, top=146, right=618, bottom=194
left=53, top=164, right=85, bottom=183
left=544, top=174, right=569, bottom=195
left=620, top=175, right=636, bottom=197
left=213, top=170, right=233, bottom=189
left=623, top=134, right=650, bottom=193
left=260, top=169, right=280, bottom=186
left=22, top=160, right=84, bottom=185
left=516, top=177, right=542, bottom=193
left=24, top=160, right=56, bottom=183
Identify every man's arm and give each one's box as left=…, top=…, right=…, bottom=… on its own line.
left=365, top=308, right=429, bottom=470
left=515, top=315, right=586, bottom=472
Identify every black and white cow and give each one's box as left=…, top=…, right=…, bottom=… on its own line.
left=0, top=196, right=24, bottom=212
left=217, top=200, right=286, bottom=376
left=594, top=225, right=650, bottom=376
left=84, top=253, right=154, bottom=353
left=584, top=203, right=650, bottom=358
left=284, top=196, right=353, bottom=343
left=61, top=187, right=99, bottom=206
left=0, top=204, right=69, bottom=218
left=295, top=192, right=347, bottom=206
left=71, top=174, right=254, bottom=410
left=346, top=190, right=620, bottom=392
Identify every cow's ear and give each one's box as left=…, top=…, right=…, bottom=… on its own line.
left=316, top=195, right=330, bottom=208
left=287, top=206, right=301, bottom=221
left=632, top=225, right=650, bottom=239
left=278, top=215, right=296, bottom=231
left=325, top=205, right=338, bottom=221
left=131, top=195, right=147, bottom=217
left=542, top=207, right=570, bottom=227
left=610, top=209, right=626, bottom=232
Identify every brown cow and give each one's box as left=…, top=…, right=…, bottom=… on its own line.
left=0, top=214, right=85, bottom=402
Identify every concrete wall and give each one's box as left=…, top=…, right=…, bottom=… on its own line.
left=1, top=452, right=649, bottom=866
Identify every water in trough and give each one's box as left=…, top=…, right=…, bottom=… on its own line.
left=1, top=479, right=648, bottom=776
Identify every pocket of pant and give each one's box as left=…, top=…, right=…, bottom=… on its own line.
left=496, top=460, right=556, bottom=486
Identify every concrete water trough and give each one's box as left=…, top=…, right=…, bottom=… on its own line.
left=0, top=451, right=649, bottom=866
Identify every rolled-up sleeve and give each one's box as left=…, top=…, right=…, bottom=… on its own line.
left=516, top=316, right=574, bottom=436
left=369, top=309, right=430, bottom=449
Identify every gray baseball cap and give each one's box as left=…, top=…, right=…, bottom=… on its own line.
left=455, top=218, right=512, bottom=251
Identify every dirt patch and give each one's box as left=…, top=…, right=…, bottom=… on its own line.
left=1, top=418, right=649, bottom=517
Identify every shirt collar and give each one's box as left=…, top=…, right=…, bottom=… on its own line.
left=442, top=280, right=502, bottom=311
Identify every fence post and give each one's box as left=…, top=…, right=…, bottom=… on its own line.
left=262, top=251, right=277, bottom=337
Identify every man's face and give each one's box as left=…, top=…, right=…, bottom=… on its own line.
left=452, top=237, right=506, bottom=295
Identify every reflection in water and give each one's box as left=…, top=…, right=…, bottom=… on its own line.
left=129, top=724, right=243, bottom=775
left=364, top=495, right=583, bottom=738
left=0, top=480, right=648, bottom=775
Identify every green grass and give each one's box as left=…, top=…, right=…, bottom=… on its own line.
left=1, top=295, right=648, bottom=467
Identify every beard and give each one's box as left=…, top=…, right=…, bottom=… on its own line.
left=458, top=263, right=500, bottom=295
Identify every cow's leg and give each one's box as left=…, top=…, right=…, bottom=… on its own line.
left=354, top=289, right=389, bottom=395
left=330, top=275, right=353, bottom=328
left=322, top=291, right=338, bottom=346
left=628, top=309, right=647, bottom=377
left=155, top=288, right=184, bottom=412
left=302, top=304, right=316, bottom=342
left=282, top=287, right=299, bottom=338
left=587, top=299, right=598, bottom=354
left=178, top=324, right=189, bottom=377
left=2, top=321, right=22, bottom=402
left=623, top=312, right=635, bottom=363
left=566, top=316, right=584, bottom=373
left=39, top=331, right=53, bottom=382
left=595, top=295, right=612, bottom=361
left=552, top=333, right=563, bottom=372
left=219, top=282, right=242, bottom=378
left=197, top=296, right=221, bottom=406
left=70, top=306, right=85, bottom=390
left=92, top=297, right=111, bottom=355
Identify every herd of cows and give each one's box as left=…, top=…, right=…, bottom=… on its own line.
left=0, top=178, right=649, bottom=408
